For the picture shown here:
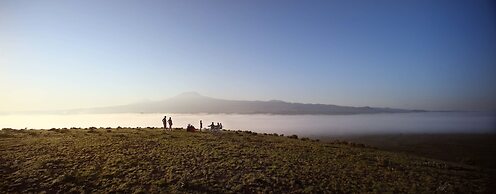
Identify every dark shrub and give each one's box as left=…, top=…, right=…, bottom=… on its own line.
left=288, top=135, right=298, bottom=139
left=2, top=128, right=15, bottom=132
left=301, top=137, right=310, bottom=141
left=87, top=127, right=97, bottom=133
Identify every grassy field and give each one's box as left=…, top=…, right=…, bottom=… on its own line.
left=0, top=128, right=494, bottom=193
left=335, top=134, right=496, bottom=170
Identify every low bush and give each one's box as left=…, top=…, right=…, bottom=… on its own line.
left=1, top=128, right=15, bottom=132
left=49, top=128, right=58, bottom=131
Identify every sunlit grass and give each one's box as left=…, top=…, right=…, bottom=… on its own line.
left=0, top=128, right=492, bottom=193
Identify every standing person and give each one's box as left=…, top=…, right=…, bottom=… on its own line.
left=162, top=116, right=167, bottom=129
left=200, top=120, right=203, bottom=131
left=168, top=117, right=173, bottom=130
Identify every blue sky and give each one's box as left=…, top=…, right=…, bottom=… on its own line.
left=1, top=0, right=495, bottom=111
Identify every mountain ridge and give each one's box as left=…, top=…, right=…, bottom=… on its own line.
left=74, top=92, right=424, bottom=115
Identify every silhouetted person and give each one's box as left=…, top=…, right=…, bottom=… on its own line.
left=168, top=117, right=173, bottom=130
left=200, top=120, right=203, bottom=131
left=162, top=116, right=167, bottom=129
left=220, top=123, right=223, bottom=129
left=210, top=122, right=215, bottom=130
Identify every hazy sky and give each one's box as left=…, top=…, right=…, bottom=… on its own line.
left=1, top=0, right=495, bottom=112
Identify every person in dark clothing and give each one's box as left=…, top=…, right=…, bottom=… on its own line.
left=200, top=120, right=203, bottom=131
left=162, top=116, right=167, bottom=129
left=168, top=117, right=173, bottom=130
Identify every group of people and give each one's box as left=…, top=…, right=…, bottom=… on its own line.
left=209, top=122, right=223, bottom=130
left=162, top=116, right=173, bottom=130
left=161, top=116, right=223, bottom=131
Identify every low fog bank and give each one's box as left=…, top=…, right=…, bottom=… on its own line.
left=1, top=112, right=494, bottom=137
left=243, top=112, right=496, bottom=137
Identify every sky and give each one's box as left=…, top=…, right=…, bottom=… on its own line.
left=1, top=0, right=495, bottom=112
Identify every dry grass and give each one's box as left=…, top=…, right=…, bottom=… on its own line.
left=0, top=128, right=493, bottom=193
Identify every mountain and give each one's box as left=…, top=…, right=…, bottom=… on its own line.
left=75, top=92, right=423, bottom=115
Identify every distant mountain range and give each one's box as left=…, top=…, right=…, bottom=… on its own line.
left=69, top=92, right=424, bottom=115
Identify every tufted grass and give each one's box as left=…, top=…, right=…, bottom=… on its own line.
left=0, top=128, right=493, bottom=193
